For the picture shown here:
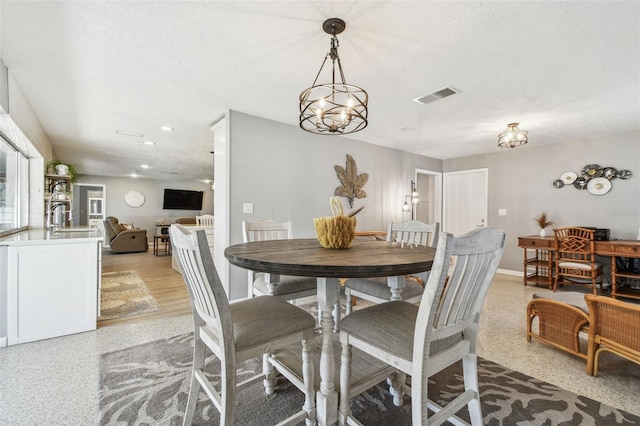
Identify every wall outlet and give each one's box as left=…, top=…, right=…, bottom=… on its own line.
left=498, top=208, right=507, bottom=216
left=243, top=203, right=254, bottom=214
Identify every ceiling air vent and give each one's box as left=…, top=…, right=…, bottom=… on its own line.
left=413, top=86, right=460, bottom=105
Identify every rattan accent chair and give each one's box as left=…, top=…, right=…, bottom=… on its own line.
left=170, top=224, right=317, bottom=425
left=344, top=220, right=439, bottom=315
left=338, top=227, right=506, bottom=426
left=526, top=292, right=590, bottom=360
left=585, top=294, right=640, bottom=376
left=553, top=227, right=604, bottom=295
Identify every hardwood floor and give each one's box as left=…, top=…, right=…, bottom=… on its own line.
left=99, top=248, right=191, bottom=328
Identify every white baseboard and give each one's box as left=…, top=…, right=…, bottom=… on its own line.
left=0, top=336, right=7, bottom=348
left=497, top=268, right=522, bottom=277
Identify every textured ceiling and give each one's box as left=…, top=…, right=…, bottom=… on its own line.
left=1, top=1, right=639, bottom=181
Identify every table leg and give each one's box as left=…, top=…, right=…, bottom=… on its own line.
left=262, top=272, right=282, bottom=393
left=387, top=275, right=406, bottom=301
left=316, top=277, right=340, bottom=426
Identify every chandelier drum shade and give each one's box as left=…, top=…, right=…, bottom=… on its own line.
left=498, top=123, right=528, bottom=148
left=299, top=18, right=368, bottom=135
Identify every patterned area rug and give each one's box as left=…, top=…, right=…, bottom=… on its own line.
left=98, top=333, right=640, bottom=425
left=99, top=270, right=160, bottom=321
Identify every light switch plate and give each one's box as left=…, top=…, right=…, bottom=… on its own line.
left=498, top=208, right=507, bottom=216
left=243, top=203, right=254, bottom=214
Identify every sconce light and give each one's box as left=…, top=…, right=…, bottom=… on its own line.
left=401, top=180, right=420, bottom=220
left=402, top=196, right=411, bottom=213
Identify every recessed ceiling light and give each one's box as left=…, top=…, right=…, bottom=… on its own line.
left=160, top=125, right=173, bottom=132
left=141, top=164, right=149, bottom=169
left=143, top=141, right=155, bottom=146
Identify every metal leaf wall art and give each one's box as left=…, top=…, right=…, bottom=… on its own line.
left=334, top=154, right=368, bottom=208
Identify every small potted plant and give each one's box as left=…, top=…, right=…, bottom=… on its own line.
left=534, top=212, right=555, bottom=237
left=46, top=160, right=77, bottom=183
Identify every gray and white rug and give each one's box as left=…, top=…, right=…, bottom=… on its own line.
left=99, top=270, right=161, bottom=321
left=98, top=333, right=640, bottom=425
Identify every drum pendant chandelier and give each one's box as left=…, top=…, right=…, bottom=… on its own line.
left=299, top=18, right=368, bottom=135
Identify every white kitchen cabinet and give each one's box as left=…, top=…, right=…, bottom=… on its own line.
left=0, top=229, right=102, bottom=346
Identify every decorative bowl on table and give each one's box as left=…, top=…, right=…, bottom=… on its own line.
left=313, top=216, right=357, bottom=249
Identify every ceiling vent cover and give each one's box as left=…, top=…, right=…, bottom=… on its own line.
left=413, top=86, right=460, bottom=105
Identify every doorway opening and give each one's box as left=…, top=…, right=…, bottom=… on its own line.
left=415, top=169, right=442, bottom=225
left=73, top=183, right=108, bottom=245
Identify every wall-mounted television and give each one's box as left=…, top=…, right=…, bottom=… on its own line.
left=162, top=189, right=204, bottom=210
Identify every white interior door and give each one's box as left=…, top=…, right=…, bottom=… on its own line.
left=443, top=168, right=488, bottom=236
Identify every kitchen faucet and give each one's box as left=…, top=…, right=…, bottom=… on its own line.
left=46, top=191, right=73, bottom=229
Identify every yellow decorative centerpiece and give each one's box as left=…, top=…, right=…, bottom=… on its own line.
left=314, top=197, right=357, bottom=249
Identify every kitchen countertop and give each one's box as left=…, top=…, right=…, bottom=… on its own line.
left=0, top=227, right=103, bottom=246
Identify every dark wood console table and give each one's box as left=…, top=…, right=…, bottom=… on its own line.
left=518, top=236, right=640, bottom=300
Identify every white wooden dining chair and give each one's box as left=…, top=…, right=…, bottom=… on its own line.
left=170, top=224, right=317, bottom=426
left=195, top=214, right=214, bottom=227
left=338, top=226, right=506, bottom=426
left=242, top=220, right=318, bottom=301
left=344, top=220, right=440, bottom=314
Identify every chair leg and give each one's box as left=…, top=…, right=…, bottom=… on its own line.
left=183, top=334, right=206, bottom=426
left=526, top=308, right=534, bottom=342
left=586, top=335, right=597, bottom=376
left=262, top=352, right=276, bottom=395
left=345, top=288, right=353, bottom=315
left=462, top=354, right=483, bottom=426
left=220, top=357, right=237, bottom=426
left=302, top=339, right=317, bottom=425
left=388, top=370, right=406, bottom=407
left=410, top=373, right=427, bottom=424
left=339, top=342, right=352, bottom=425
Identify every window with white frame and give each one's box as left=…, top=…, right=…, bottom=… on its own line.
left=0, top=133, right=29, bottom=235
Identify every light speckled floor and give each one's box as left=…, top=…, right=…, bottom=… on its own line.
left=1, top=274, right=638, bottom=425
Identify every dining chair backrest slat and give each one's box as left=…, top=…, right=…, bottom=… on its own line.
left=170, top=224, right=231, bottom=334
left=387, top=220, right=440, bottom=248
left=242, top=220, right=293, bottom=243
left=195, top=214, right=214, bottom=227
left=415, top=227, right=506, bottom=359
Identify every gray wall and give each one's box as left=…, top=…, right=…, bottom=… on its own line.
left=444, top=130, right=640, bottom=272
left=226, top=110, right=442, bottom=299
left=76, top=175, right=214, bottom=240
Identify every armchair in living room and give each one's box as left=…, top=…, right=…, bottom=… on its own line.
left=103, top=216, right=148, bottom=254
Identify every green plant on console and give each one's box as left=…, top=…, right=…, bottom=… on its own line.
left=47, top=160, right=78, bottom=183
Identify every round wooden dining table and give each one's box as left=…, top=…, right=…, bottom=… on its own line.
left=224, top=238, right=435, bottom=426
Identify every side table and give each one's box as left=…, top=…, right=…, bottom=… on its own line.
left=153, top=234, right=171, bottom=256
